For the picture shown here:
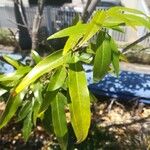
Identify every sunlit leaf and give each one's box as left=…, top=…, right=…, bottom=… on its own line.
left=78, top=11, right=107, bottom=47
left=3, top=55, right=20, bottom=69
left=15, top=50, right=65, bottom=94
left=31, top=50, right=42, bottom=64
left=124, top=14, right=150, bottom=29
left=0, top=66, right=31, bottom=82
left=68, top=57, right=91, bottom=143
left=108, top=6, right=147, bottom=17
left=47, top=23, right=88, bottom=40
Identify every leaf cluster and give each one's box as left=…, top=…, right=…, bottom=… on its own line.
left=0, top=7, right=150, bottom=149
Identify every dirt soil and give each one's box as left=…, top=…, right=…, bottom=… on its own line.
left=0, top=100, right=150, bottom=150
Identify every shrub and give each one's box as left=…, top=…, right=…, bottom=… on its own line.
left=0, top=7, right=150, bottom=149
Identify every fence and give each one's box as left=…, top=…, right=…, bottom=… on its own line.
left=0, top=4, right=150, bottom=47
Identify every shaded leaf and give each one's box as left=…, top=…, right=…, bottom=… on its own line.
left=51, top=92, right=68, bottom=149
left=0, top=92, right=25, bottom=129
left=22, top=112, right=33, bottom=141
left=51, top=92, right=67, bottom=137
left=17, top=101, right=32, bottom=122
left=39, top=90, right=58, bottom=115
left=47, top=67, right=67, bottom=91
left=93, top=38, right=112, bottom=82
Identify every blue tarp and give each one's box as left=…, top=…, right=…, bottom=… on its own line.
left=85, top=65, right=150, bottom=104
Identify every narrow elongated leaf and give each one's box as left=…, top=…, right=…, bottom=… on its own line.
left=15, top=50, right=65, bottom=94
left=47, top=24, right=88, bottom=40
left=0, top=92, right=25, bottom=129
left=51, top=92, right=67, bottom=137
left=110, top=38, right=119, bottom=53
left=124, top=14, right=150, bottom=29
left=63, top=22, right=87, bottom=55
left=78, top=11, right=107, bottom=47
left=110, top=37, right=120, bottom=76
left=112, top=53, right=120, bottom=77
left=32, top=83, right=43, bottom=125
left=31, top=50, right=42, bottom=64
left=94, top=38, right=112, bottom=82
left=47, top=67, right=67, bottom=91
left=22, top=111, right=33, bottom=141
left=0, top=66, right=31, bottom=82
left=17, top=101, right=32, bottom=122
left=3, top=55, right=20, bottom=69
left=68, top=57, right=91, bottom=143
left=51, top=92, right=68, bottom=149
left=108, top=6, right=147, bottom=17
left=39, top=90, right=58, bottom=115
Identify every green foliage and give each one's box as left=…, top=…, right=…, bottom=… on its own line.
left=0, top=29, right=15, bottom=46
left=0, top=7, right=150, bottom=150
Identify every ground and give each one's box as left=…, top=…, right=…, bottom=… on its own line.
left=0, top=100, right=150, bottom=150
left=0, top=45, right=150, bottom=149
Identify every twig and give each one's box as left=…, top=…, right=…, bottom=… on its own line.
left=107, top=98, right=115, bottom=113
left=122, top=32, right=150, bottom=53
left=8, top=28, right=22, bottom=52
left=7, top=19, right=28, bottom=28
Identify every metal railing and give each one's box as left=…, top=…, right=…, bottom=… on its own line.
left=0, top=4, right=150, bottom=46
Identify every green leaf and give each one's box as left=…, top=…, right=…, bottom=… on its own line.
left=51, top=92, right=68, bottom=149
left=0, top=66, right=31, bottom=82
left=78, top=53, right=93, bottom=64
left=78, top=11, right=107, bottom=47
left=42, top=106, right=53, bottom=134
left=68, top=57, right=91, bottom=143
left=110, top=37, right=119, bottom=53
left=93, top=38, right=112, bottom=82
left=112, top=53, right=120, bottom=77
left=39, top=90, right=58, bottom=115
left=17, top=101, right=32, bottom=122
left=123, top=14, right=150, bottom=29
left=0, top=92, right=25, bottom=129
left=15, top=50, right=65, bottom=94
left=47, top=23, right=88, bottom=40
left=110, top=37, right=120, bottom=76
left=22, top=111, right=33, bottom=141
left=108, top=6, right=147, bottom=17
left=3, top=55, right=20, bottom=69
left=47, top=67, right=67, bottom=91
left=31, top=50, right=42, bottom=64
left=32, top=83, right=43, bottom=125
left=119, top=53, right=128, bottom=62
left=63, top=22, right=87, bottom=55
